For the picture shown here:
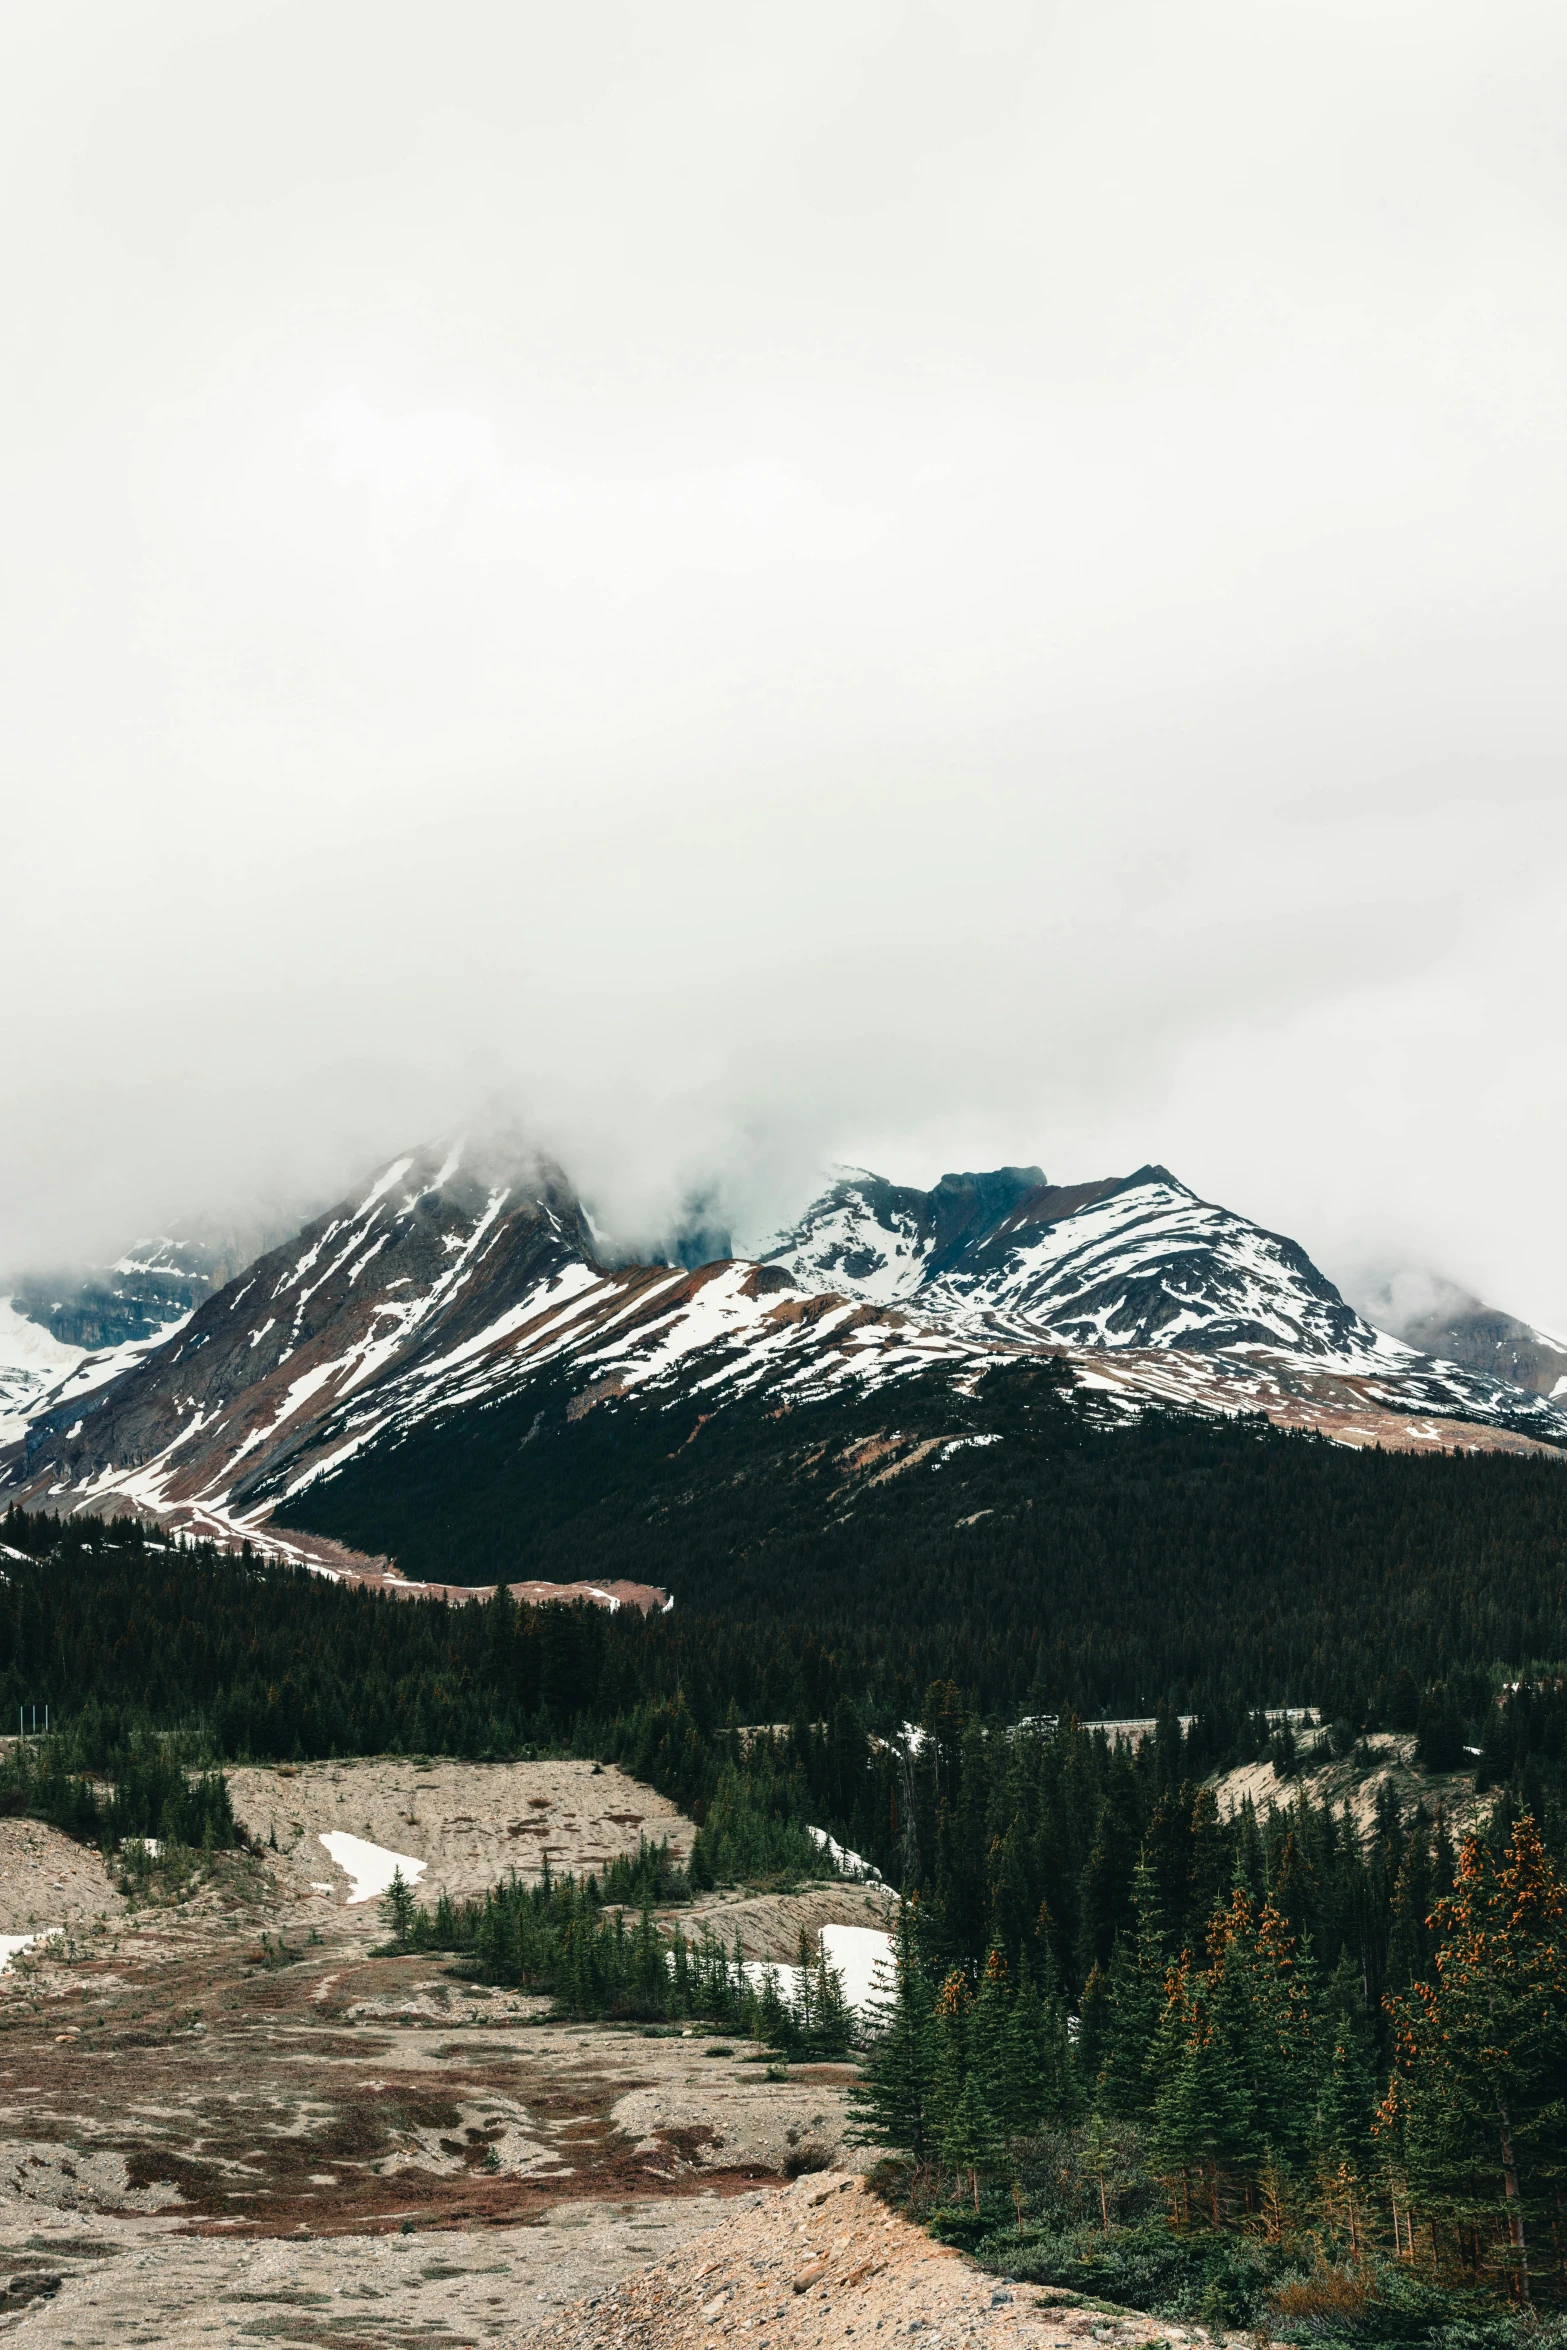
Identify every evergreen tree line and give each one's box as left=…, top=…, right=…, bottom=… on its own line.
left=5, top=1502, right=1567, bottom=1814
left=0, top=1729, right=237, bottom=1851
left=848, top=1699, right=1567, bottom=2320
left=378, top=1843, right=853, bottom=2058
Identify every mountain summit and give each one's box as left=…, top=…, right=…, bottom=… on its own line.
left=764, top=1163, right=1392, bottom=1360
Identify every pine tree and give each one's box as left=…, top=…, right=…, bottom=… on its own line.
left=381, top=1866, right=416, bottom=1949
left=1098, top=1855, right=1167, bottom=2121
left=928, top=1966, right=972, bottom=2152
left=1315, top=2006, right=1376, bottom=2250
left=1207, top=1886, right=1314, bottom=2172
left=847, top=1899, right=935, bottom=2161
left=1005, top=1953, right=1079, bottom=2131
left=941, top=2073, right=999, bottom=2211
left=1150, top=1950, right=1256, bottom=2230
left=1186, top=1786, right=1225, bottom=1946
left=1074, top=1959, right=1110, bottom=2098
left=1385, top=1817, right=1434, bottom=1996
left=808, top=1934, right=850, bottom=2058
left=1080, top=2111, right=1125, bottom=2235
left=1383, top=1816, right=1567, bottom=2304
left=968, top=1945, right=1013, bottom=2128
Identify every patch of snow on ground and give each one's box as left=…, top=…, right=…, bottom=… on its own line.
left=318, top=1831, right=428, bottom=1905
left=823, top=1923, right=896, bottom=2013
left=0, top=1928, right=62, bottom=1974
left=807, top=1826, right=880, bottom=1881
left=740, top=1923, right=894, bottom=2018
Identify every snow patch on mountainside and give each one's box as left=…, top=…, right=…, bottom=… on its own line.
left=924, top=1171, right=1390, bottom=1361
left=761, top=1169, right=932, bottom=1303
left=0, top=1295, right=192, bottom=1448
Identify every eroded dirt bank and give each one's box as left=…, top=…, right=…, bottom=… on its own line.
left=223, top=1756, right=698, bottom=1905
left=501, top=2169, right=1216, bottom=2350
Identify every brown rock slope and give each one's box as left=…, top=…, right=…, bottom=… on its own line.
left=501, top=2169, right=1216, bottom=2350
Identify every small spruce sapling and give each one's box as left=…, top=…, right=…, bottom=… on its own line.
left=382, top=1866, right=417, bottom=1950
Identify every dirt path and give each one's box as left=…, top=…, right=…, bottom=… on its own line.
left=1210, top=1732, right=1486, bottom=1838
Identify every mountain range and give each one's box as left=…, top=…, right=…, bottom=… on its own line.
left=3, top=1146, right=1564, bottom=1584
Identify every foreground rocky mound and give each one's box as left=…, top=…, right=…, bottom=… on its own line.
left=502, top=2169, right=1209, bottom=2350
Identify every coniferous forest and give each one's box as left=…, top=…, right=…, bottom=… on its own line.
left=259, top=1364, right=1567, bottom=1720
left=5, top=1397, right=1567, bottom=2335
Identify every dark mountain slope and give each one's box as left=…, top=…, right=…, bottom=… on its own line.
left=261, top=1362, right=1567, bottom=1715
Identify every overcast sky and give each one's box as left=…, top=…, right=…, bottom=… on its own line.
left=5, top=2, right=1567, bottom=1325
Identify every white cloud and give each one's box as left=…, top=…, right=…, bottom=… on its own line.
left=3, top=3, right=1566, bottom=1333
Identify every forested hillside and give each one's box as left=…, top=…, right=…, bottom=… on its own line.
left=4, top=1472, right=1567, bottom=1814
left=263, top=1366, right=1567, bottom=1719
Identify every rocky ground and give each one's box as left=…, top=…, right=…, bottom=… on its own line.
left=224, top=1756, right=699, bottom=1907
left=1211, top=1732, right=1486, bottom=1837
left=0, top=2183, right=770, bottom=2346
left=500, top=2168, right=1214, bottom=2350
left=0, top=1826, right=120, bottom=1943
left=0, top=1760, right=898, bottom=2348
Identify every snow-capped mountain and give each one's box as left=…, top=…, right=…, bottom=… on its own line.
left=765, top=1164, right=1385, bottom=1358
left=6, top=1143, right=1567, bottom=1577
left=763, top=1161, right=1567, bottom=1436
left=1, top=1144, right=985, bottom=1564
left=6, top=1147, right=581, bottom=1499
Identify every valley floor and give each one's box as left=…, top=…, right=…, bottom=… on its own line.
left=0, top=1761, right=891, bottom=2348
